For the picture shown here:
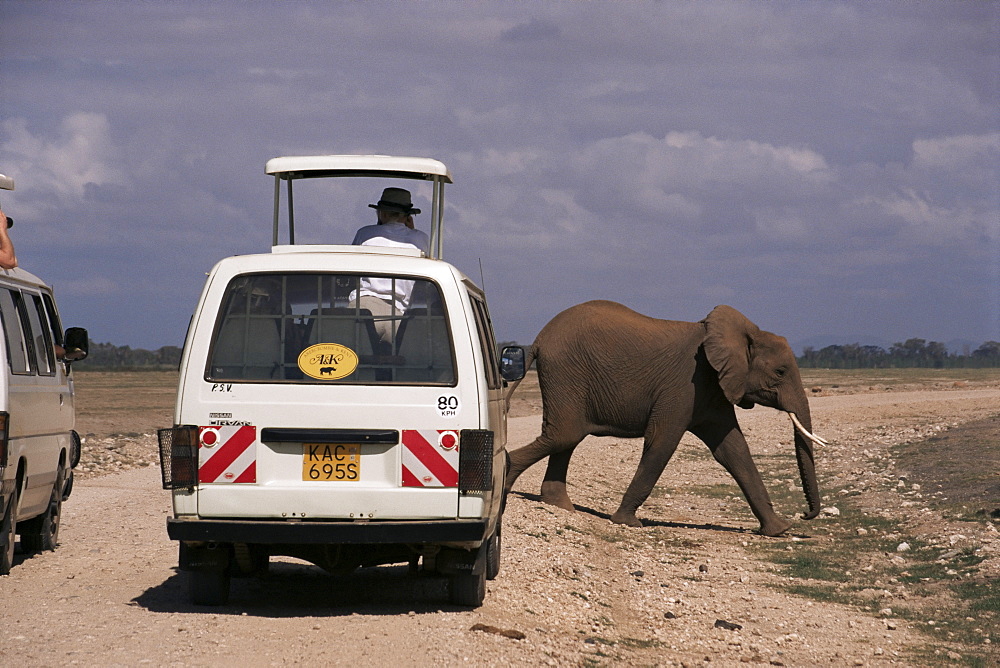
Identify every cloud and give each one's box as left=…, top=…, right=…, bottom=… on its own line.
left=0, top=1, right=996, bottom=349
left=500, top=18, right=561, bottom=43
left=848, top=131, right=1000, bottom=243
left=1, top=112, right=125, bottom=201
left=912, top=132, right=1000, bottom=172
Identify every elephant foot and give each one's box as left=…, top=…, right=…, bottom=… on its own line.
left=758, top=516, right=793, bottom=537
left=610, top=510, right=644, bottom=528
left=539, top=481, right=575, bottom=512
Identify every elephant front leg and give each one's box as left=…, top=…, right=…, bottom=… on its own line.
left=695, top=422, right=792, bottom=537
left=539, top=448, right=576, bottom=511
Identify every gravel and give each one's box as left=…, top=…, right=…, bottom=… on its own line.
left=2, top=384, right=998, bottom=666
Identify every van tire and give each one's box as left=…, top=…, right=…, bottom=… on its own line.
left=449, top=569, right=486, bottom=607
left=0, top=487, right=18, bottom=575
left=486, top=523, right=501, bottom=581
left=21, top=466, right=64, bottom=553
left=189, top=568, right=231, bottom=606
left=69, top=430, right=82, bottom=469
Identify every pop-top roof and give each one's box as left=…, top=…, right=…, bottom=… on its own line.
left=265, top=155, right=452, bottom=183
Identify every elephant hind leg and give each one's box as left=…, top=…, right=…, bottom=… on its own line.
left=540, top=448, right=576, bottom=511
left=505, top=430, right=585, bottom=510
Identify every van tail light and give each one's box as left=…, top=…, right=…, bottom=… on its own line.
left=157, top=426, right=199, bottom=489
left=458, top=429, right=493, bottom=492
left=0, top=411, right=8, bottom=468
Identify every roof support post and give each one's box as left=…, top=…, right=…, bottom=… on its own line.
left=286, top=179, right=295, bottom=245
left=431, top=177, right=444, bottom=259
left=272, top=175, right=280, bottom=246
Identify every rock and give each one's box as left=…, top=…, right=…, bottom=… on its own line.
left=470, top=623, right=526, bottom=640
left=714, top=619, right=742, bottom=631
left=896, top=542, right=910, bottom=552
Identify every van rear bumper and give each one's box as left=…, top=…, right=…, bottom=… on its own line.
left=167, top=517, right=488, bottom=545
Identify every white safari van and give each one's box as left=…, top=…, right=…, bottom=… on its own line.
left=158, top=156, right=525, bottom=606
left=0, top=172, right=90, bottom=575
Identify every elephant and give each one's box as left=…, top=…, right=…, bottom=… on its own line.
left=503, top=300, right=827, bottom=537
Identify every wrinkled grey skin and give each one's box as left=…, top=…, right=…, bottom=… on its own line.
left=504, top=300, right=821, bottom=537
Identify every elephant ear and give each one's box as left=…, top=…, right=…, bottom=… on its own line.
left=702, top=305, right=761, bottom=406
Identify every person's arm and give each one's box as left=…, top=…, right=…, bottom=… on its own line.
left=0, top=207, right=17, bottom=270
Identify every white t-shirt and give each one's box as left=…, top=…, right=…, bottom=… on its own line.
left=351, top=223, right=430, bottom=311
left=352, top=222, right=429, bottom=254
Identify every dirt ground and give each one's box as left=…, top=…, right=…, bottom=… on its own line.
left=1, top=369, right=998, bottom=666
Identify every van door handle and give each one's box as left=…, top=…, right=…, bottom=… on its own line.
left=260, top=428, right=399, bottom=444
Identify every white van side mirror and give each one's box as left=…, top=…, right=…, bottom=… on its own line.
left=500, top=346, right=526, bottom=382
left=63, top=327, right=89, bottom=363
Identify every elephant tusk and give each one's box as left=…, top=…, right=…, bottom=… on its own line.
left=788, top=412, right=829, bottom=447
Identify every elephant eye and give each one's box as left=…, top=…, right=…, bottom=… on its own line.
left=775, top=367, right=787, bottom=378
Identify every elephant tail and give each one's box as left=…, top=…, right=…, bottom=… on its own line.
left=504, top=344, right=538, bottom=412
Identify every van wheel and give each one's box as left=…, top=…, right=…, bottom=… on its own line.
left=486, top=524, right=501, bottom=581
left=449, top=569, right=486, bottom=607
left=0, top=487, right=18, bottom=575
left=189, top=568, right=231, bottom=606
left=21, top=467, right=64, bottom=553
left=69, top=430, right=82, bottom=469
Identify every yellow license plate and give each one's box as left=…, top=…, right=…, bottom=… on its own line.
left=303, top=443, right=360, bottom=481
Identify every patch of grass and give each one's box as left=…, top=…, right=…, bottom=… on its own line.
left=799, top=368, right=1000, bottom=391
left=771, top=551, right=853, bottom=583
left=750, top=493, right=999, bottom=665
left=616, top=637, right=666, bottom=650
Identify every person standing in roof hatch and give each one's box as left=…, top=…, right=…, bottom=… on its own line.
left=352, top=187, right=429, bottom=253
left=350, top=187, right=429, bottom=346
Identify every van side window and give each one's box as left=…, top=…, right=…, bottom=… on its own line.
left=470, top=296, right=501, bottom=390
left=0, top=288, right=31, bottom=374
left=206, top=273, right=455, bottom=385
left=26, top=294, right=56, bottom=376
left=42, top=293, right=65, bottom=349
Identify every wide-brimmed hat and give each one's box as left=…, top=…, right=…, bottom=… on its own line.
left=369, top=187, right=420, bottom=214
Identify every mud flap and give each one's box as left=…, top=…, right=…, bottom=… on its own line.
left=179, top=542, right=232, bottom=572
left=435, top=542, right=487, bottom=577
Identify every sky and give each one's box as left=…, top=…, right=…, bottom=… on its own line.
left=1, top=1, right=997, bottom=354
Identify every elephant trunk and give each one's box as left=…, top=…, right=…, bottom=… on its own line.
left=788, top=410, right=823, bottom=520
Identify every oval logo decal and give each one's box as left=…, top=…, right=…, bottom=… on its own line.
left=297, top=343, right=359, bottom=380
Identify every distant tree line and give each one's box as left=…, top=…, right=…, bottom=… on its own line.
left=78, top=342, right=183, bottom=370
left=797, top=339, right=1000, bottom=369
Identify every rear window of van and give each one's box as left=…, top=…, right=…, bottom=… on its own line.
left=205, top=273, right=455, bottom=385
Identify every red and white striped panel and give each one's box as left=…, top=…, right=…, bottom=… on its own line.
left=198, top=425, right=257, bottom=484
left=401, top=430, right=459, bottom=487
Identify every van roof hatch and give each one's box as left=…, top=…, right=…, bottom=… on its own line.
left=265, top=155, right=452, bottom=259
